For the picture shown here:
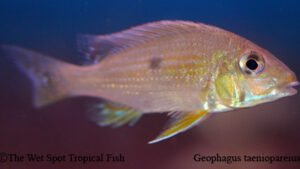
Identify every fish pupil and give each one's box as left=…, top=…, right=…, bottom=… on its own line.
left=246, top=59, right=258, bottom=70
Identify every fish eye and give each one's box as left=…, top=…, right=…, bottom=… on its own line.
left=246, top=59, right=258, bottom=70
left=239, top=52, right=265, bottom=76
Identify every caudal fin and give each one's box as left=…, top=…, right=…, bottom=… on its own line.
left=1, top=45, right=79, bottom=108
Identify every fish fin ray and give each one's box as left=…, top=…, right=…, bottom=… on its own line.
left=88, top=102, right=142, bottom=127
left=1, top=45, right=77, bottom=108
left=77, top=20, right=219, bottom=63
left=77, top=34, right=112, bottom=64
left=148, top=110, right=209, bottom=144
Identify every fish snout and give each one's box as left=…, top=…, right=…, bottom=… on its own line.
left=282, top=81, right=299, bottom=96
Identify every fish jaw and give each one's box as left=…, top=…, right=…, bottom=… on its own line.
left=277, top=81, right=299, bottom=97
left=234, top=80, right=299, bottom=108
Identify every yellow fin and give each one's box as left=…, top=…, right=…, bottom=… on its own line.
left=89, top=102, right=142, bottom=128
left=148, top=110, right=209, bottom=144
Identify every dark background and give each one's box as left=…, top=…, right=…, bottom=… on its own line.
left=0, top=0, right=300, bottom=169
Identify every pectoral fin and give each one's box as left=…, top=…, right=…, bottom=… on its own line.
left=148, top=110, right=209, bottom=144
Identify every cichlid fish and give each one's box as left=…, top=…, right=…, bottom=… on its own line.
left=2, top=20, right=298, bottom=143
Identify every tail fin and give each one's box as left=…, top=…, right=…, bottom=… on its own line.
left=1, top=45, right=79, bottom=108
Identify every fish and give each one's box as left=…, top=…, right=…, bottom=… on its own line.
left=2, top=20, right=299, bottom=144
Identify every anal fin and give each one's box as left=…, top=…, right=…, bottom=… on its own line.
left=89, top=102, right=142, bottom=128
left=149, top=110, right=209, bottom=144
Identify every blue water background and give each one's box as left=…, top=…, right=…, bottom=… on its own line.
left=0, top=1, right=300, bottom=169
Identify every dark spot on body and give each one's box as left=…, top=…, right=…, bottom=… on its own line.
left=149, top=57, right=162, bottom=69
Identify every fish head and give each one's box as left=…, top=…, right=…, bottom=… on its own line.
left=215, top=41, right=298, bottom=108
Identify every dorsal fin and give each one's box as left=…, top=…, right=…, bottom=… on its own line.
left=77, top=20, right=222, bottom=64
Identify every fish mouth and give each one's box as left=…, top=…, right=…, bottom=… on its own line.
left=281, top=81, right=299, bottom=96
